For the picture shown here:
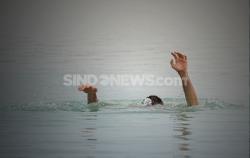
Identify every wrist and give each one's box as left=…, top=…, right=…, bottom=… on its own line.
left=87, top=91, right=97, bottom=96
left=178, top=71, right=189, bottom=78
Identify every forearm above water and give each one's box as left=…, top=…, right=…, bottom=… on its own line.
left=179, top=71, right=199, bottom=106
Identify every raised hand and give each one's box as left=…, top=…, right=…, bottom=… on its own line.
left=170, top=51, right=188, bottom=75
left=78, top=84, right=97, bottom=94
left=170, top=51, right=198, bottom=106
left=78, top=84, right=98, bottom=104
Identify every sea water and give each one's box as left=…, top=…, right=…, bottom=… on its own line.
left=0, top=1, right=248, bottom=158
left=0, top=99, right=248, bottom=158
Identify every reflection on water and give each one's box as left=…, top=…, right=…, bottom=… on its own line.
left=0, top=105, right=248, bottom=158
left=80, top=114, right=97, bottom=143
left=174, top=113, right=193, bottom=158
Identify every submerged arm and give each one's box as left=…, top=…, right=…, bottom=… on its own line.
left=170, top=51, right=199, bottom=106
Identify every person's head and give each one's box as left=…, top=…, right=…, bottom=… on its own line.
left=143, top=95, right=163, bottom=106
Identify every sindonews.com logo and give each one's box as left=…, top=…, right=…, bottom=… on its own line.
left=63, top=74, right=185, bottom=87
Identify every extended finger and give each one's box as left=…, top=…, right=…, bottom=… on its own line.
left=78, top=84, right=85, bottom=91
left=184, top=55, right=187, bottom=60
left=175, top=51, right=185, bottom=59
left=171, top=52, right=178, bottom=60
left=85, top=84, right=90, bottom=89
left=170, top=58, right=175, bottom=67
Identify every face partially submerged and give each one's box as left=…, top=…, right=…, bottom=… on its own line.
left=143, top=95, right=163, bottom=106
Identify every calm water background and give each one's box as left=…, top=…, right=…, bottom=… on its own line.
left=0, top=0, right=248, bottom=105
left=0, top=102, right=249, bottom=158
left=0, top=0, right=249, bottom=158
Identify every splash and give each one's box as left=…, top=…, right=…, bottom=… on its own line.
left=0, top=98, right=245, bottom=112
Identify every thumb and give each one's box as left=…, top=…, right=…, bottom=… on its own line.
left=170, top=59, right=175, bottom=67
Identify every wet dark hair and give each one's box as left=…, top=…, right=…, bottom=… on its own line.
left=147, top=95, right=163, bottom=105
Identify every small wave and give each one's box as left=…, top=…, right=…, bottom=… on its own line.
left=0, top=101, right=86, bottom=112
left=0, top=98, right=245, bottom=112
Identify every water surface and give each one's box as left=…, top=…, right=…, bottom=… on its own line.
left=0, top=100, right=248, bottom=158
